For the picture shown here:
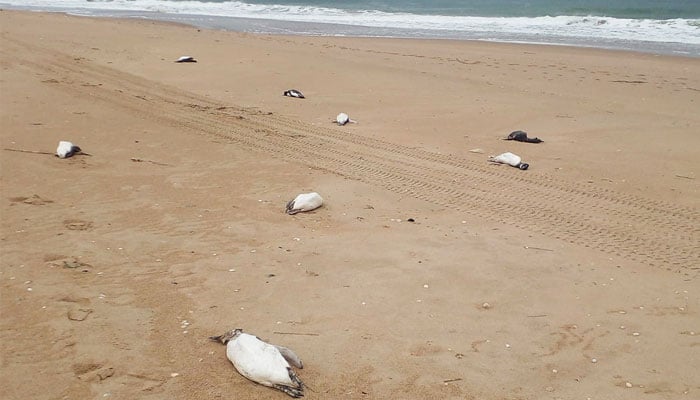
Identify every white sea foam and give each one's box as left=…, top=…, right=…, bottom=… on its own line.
left=3, top=0, right=699, bottom=47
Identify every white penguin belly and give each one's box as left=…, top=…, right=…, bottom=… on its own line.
left=56, top=141, right=75, bottom=158
left=287, top=192, right=323, bottom=214
left=491, top=152, right=521, bottom=167
left=227, top=333, right=294, bottom=387
left=336, top=113, right=349, bottom=125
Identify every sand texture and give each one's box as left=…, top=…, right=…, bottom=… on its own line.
left=1, top=10, right=699, bottom=400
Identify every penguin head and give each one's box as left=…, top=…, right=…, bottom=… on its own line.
left=209, top=328, right=243, bottom=344
left=518, top=163, right=529, bottom=170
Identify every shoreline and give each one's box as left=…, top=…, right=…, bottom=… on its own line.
left=3, top=5, right=700, bottom=58
left=1, top=9, right=698, bottom=400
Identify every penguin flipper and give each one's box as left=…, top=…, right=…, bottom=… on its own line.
left=275, top=345, right=303, bottom=369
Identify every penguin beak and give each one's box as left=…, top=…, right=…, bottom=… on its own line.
left=209, top=334, right=224, bottom=343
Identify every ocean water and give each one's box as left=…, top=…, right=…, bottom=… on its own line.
left=3, top=0, right=700, bottom=56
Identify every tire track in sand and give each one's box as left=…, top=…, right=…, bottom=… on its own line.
left=5, top=37, right=698, bottom=273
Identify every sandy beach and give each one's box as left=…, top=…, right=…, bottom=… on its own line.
left=1, top=10, right=699, bottom=400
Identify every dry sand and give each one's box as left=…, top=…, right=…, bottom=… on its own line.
left=1, top=10, right=699, bottom=400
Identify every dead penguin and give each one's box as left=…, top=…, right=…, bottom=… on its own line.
left=488, top=152, right=529, bottom=170
left=175, top=56, right=197, bottom=63
left=210, top=329, right=305, bottom=398
left=504, top=130, right=543, bottom=143
left=335, top=112, right=357, bottom=126
left=56, top=141, right=83, bottom=159
left=284, top=89, right=305, bottom=99
left=286, top=192, right=323, bottom=215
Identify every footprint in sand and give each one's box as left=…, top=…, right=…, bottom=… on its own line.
left=9, top=194, right=54, bottom=205
left=72, top=362, right=114, bottom=381
left=63, top=219, right=93, bottom=231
